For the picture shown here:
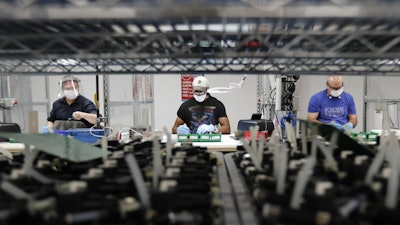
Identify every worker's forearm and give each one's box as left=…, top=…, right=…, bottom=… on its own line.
left=217, top=125, right=231, bottom=134
left=348, top=118, right=357, bottom=128
left=81, top=112, right=98, bottom=125
left=308, top=118, right=324, bottom=124
left=172, top=126, right=177, bottom=134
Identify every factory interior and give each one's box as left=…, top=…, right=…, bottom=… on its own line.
left=1, top=0, right=400, bottom=224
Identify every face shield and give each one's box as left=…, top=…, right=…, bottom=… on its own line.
left=57, top=76, right=81, bottom=100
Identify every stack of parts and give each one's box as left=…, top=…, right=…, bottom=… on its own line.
left=0, top=133, right=233, bottom=225
left=1, top=121, right=399, bottom=225
left=224, top=120, right=398, bottom=225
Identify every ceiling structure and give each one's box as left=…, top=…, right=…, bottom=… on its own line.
left=1, top=0, right=400, bottom=75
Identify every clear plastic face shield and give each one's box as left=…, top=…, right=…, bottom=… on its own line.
left=57, top=76, right=81, bottom=100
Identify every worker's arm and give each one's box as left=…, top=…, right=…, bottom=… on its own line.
left=217, top=117, right=231, bottom=134
left=307, top=112, right=323, bottom=124
left=72, top=111, right=98, bottom=125
left=172, top=117, right=185, bottom=134
left=347, top=114, right=357, bottom=128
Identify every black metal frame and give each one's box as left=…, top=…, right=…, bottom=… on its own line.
left=1, top=0, right=400, bottom=74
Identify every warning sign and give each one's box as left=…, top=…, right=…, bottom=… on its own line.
left=181, top=74, right=195, bottom=102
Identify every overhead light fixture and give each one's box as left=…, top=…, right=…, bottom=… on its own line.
left=56, top=58, right=79, bottom=65
left=111, top=24, right=125, bottom=34
left=127, top=24, right=140, bottom=33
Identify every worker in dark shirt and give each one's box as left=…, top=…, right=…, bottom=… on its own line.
left=42, top=75, right=98, bottom=132
left=172, top=76, right=231, bottom=134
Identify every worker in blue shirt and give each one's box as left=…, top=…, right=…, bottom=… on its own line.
left=42, top=75, right=98, bottom=132
left=307, top=75, right=357, bottom=131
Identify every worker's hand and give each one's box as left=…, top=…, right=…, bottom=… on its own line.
left=177, top=125, right=190, bottom=134
left=41, top=126, right=50, bottom=134
left=197, top=124, right=216, bottom=134
left=331, top=122, right=343, bottom=131
left=343, top=122, right=353, bottom=131
left=72, top=111, right=84, bottom=120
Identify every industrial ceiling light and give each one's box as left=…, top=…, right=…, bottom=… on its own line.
left=56, top=58, right=79, bottom=65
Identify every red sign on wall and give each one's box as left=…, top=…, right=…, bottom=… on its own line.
left=181, top=74, right=195, bottom=102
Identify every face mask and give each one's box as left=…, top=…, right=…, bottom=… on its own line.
left=64, top=90, right=79, bottom=100
left=330, top=87, right=343, bottom=97
left=194, top=93, right=207, bottom=102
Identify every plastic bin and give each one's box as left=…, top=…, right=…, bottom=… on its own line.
left=54, top=128, right=105, bottom=144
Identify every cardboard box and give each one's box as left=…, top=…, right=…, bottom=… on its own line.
left=29, top=111, right=38, bottom=133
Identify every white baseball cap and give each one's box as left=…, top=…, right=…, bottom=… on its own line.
left=192, top=76, right=210, bottom=91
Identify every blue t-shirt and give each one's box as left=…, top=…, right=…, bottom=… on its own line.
left=307, top=89, right=356, bottom=125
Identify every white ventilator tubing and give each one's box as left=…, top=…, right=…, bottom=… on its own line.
left=207, top=75, right=247, bottom=93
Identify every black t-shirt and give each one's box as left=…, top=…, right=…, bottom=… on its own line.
left=177, top=94, right=228, bottom=134
left=47, top=95, right=98, bottom=128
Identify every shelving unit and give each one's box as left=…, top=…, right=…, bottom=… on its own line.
left=2, top=3, right=400, bottom=223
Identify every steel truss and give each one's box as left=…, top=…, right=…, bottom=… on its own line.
left=1, top=58, right=400, bottom=75
left=1, top=1, right=400, bottom=74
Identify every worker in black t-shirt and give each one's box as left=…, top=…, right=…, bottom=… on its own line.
left=172, top=76, right=231, bottom=134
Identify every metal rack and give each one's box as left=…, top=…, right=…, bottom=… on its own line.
left=1, top=0, right=400, bottom=75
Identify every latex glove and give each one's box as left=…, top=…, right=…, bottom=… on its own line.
left=331, top=122, right=343, bottom=131
left=197, top=124, right=216, bottom=134
left=343, top=122, right=353, bottom=131
left=177, top=125, right=190, bottom=134
left=41, top=126, right=50, bottom=134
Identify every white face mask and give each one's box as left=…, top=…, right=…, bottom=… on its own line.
left=194, top=93, right=207, bottom=102
left=330, top=87, right=343, bottom=97
left=64, top=90, right=79, bottom=100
